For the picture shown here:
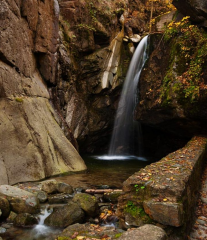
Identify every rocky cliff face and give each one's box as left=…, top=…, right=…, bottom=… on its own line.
left=0, top=0, right=86, bottom=185
left=136, top=2, right=207, bottom=139
left=53, top=0, right=169, bottom=153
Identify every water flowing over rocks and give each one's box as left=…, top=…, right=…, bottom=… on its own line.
left=117, top=136, right=207, bottom=239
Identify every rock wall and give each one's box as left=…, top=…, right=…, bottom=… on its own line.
left=136, top=21, right=207, bottom=138
left=54, top=0, right=170, bottom=153
left=0, top=0, right=86, bottom=185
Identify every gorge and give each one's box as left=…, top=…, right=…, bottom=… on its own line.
left=0, top=0, right=207, bottom=239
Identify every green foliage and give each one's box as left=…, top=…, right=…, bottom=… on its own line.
left=124, top=201, right=147, bottom=218
left=162, top=16, right=207, bottom=103
left=134, top=184, right=145, bottom=193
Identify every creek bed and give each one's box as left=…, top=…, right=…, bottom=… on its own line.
left=0, top=155, right=151, bottom=240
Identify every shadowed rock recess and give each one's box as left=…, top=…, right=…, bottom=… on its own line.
left=0, top=0, right=86, bottom=185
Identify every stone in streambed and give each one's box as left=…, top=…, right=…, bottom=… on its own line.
left=0, top=185, right=40, bottom=214
left=73, top=193, right=99, bottom=217
left=57, top=182, right=74, bottom=194
left=103, top=190, right=122, bottom=203
left=14, top=213, right=38, bottom=227
left=118, top=224, right=167, bottom=240
left=41, top=180, right=58, bottom=194
left=44, top=202, right=84, bottom=227
left=48, top=193, right=73, bottom=204
left=0, top=196, right=10, bottom=220
left=7, top=211, right=17, bottom=223
left=41, top=180, right=74, bottom=195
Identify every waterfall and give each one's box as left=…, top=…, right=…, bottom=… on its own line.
left=108, top=35, right=149, bottom=158
left=31, top=206, right=53, bottom=239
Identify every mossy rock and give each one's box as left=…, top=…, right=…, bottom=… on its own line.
left=14, top=213, right=38, bottom=227
left=73, top=193, right=99, bottom=217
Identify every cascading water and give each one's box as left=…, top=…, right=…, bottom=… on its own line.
left=31, top=206, right=54, bottom=239
left=108, top=35, right=149, bottom=159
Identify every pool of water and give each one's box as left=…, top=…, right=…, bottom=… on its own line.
left=54, top=155, right=150, bottom=189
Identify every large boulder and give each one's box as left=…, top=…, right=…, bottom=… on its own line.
left=0, top=0, right=86, bottom=185
left=0, top=185, right=40, bottom=214
left=44, top=202, right=85, bottom=227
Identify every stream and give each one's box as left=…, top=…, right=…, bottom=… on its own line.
left=0, top=155, right=151, bottom=240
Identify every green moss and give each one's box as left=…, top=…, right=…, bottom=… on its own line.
left=15, top=97, right=23, bottom=103
left=57, top=237, right=71, bottom=240
left=114, top=233, right=123, bottom=238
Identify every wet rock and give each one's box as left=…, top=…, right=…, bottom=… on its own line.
left=118, top=224, right=167, bottom=240
left=0, top=227, right=6, bottom=234
left=37, top=191, right=48, bottom=203
left=48, top=193, right=73, bottom=204
left=73, top=193, right=99, bottom=217
left=0, top=185, right=40, bottom=214
left=103, top=190, right=122, bottom=203
left=98, top=202, right=111, bottom=212
left=1, top=224, right=12, bottom=229
left=57, top=182, right=74, bottom=194
left=0, top=196, right=10, bottom=220
left=7, top=211, right=17, bottom=223
left=130, top=34, right=141, bottom=43
left=45, top=202, right=85, bottom=227
left=14, top=213, right=38, bottom=227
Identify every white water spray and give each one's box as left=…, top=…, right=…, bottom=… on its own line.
left=108, top=35, right=149, bottom=157
left=31, top=206, right=53, bottom=239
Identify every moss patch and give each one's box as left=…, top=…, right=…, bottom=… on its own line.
left=161, top=16, right=207, bottom=105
